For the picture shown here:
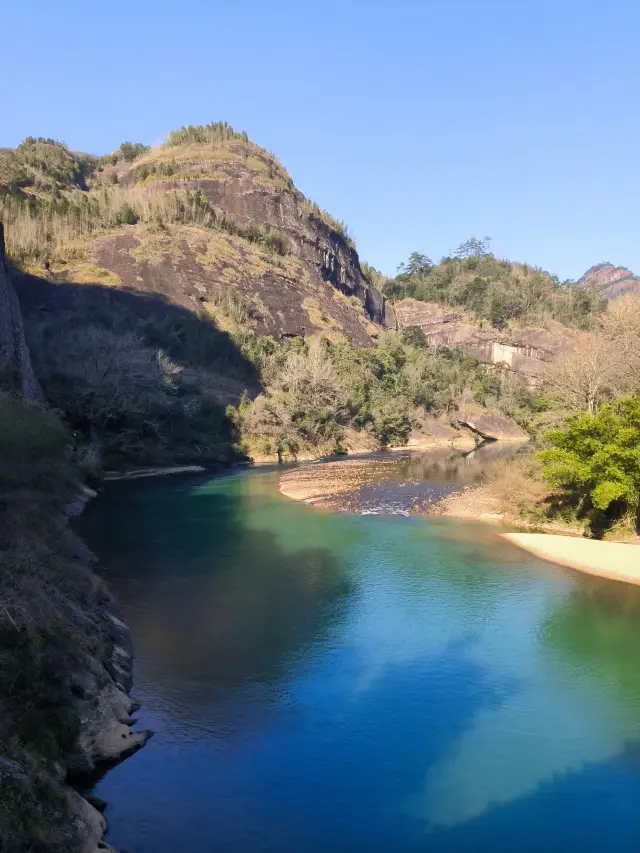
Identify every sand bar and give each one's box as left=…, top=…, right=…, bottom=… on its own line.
left=503, top=533, right=640, bottom=585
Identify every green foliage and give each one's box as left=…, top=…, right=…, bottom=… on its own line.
left=454, top=236, right=492, bottom=259
left=0, top=139, right=97, bottom=198
left=400, top=325, right=429, bottom=348
left=387, top=241, right=606, bottom=330
left=26, top=303, right=243, bottom=468
left=0, top=393, right=70, bottom=488
left=1, top=184, right=288, bottom=263
left=304, top=199, right=354, bottom=248
left=537, top=396, right=640, bottom=535
left=165, top=121, right=249, bottom=146
left=361, top=261, right=390, bottom=292
left=130, top=160, right=176, bottom=182
left=114, top=141, right=150, bottom=162
left=233, top=326, right=534, bottom=458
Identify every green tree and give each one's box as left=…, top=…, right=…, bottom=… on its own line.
left=537, top=396, right=640, bottom=535
left=397, top=251, right=433, bottom=277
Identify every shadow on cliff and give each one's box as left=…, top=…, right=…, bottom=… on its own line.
left=10, top=267, right=262, bottom=467
left=12, top=267, right=260, bottom=390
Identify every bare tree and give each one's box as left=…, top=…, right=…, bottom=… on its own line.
left=543, top=334, right=619, bottom=414
left=597, top=292, right=640, bottom=395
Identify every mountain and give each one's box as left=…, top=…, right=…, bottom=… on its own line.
left=1, top=127, right=385, bottom=346
left=578, top=262, right=640, bottom=300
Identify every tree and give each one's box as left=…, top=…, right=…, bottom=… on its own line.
left=543, top=335, right=619, bottom=414
left=597, top=292, right=640, bottom=395
left=397, top=251, right=433, bottom=278
left=454, top=236, right=492, bottom=259
left=235, top=338, right=346, bottom=459
left=537, top=396, right=640, bottom=534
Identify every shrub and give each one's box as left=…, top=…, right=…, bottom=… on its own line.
left=165, top=121, right=249, bottom=146
left=0, top=394, right=69, bottom=488
left=537, top=396, right=640, bottom=535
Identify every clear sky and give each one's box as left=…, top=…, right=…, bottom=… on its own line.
left=2, top=0, right=639, bottom=280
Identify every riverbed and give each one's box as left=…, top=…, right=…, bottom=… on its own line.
left=78, top=458, right=640, bottom=852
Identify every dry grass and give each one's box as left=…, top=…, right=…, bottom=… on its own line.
left=1, top=184, right=288, bottom=264
left=302, top=296, right=344, bottom=331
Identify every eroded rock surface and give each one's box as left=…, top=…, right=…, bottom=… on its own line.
left=393, top=299, right=579, bottom=381
left=456, top=407, right=529, bottom=441
left=579, top=263, right=640, bottom=300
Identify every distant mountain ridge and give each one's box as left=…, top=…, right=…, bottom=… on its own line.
left=578, top=262, right=640, bottom=300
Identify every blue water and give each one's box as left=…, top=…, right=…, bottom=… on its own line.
left=78, top=464, right=640, bottom=852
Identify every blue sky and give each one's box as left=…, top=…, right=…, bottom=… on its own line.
left=2, top=0, right=639, bottom=280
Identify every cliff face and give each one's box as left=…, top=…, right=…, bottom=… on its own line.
left=25, top=138, right=386, bottom=347
left=0, top=223, right=41, bottom=398
left=0, top=221, right=147, bottom=851
left=579, top=263, right=640, bottom=300
left=392, top=299, right=580, bottom=382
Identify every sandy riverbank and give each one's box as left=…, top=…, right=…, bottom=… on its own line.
left=504, top=533, right=640, bottom=584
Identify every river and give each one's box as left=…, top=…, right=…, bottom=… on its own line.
left=78, top=453, right=640, bottom=852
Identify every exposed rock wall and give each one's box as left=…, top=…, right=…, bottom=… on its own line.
left=579, top=263, right=640, bottom=300
left=0, top=224, right=146, bottom=851
left=75, top=142, right=386, bottom=345
left=393, top=298, right=580, bottom=381
left=0, top=222, right=41, bottom=398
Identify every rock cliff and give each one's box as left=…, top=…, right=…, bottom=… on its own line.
left=0, top=223, right=41, bottom=398
left=12, top=136, right=386, bottom=346
left=578, top=262, right=640, bottom=300
left=392, top=298, right=580, bottom=382
left=0, top=220, right=147, bottom=851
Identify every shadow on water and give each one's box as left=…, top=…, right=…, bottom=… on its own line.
left=80, top=472, right=352, bottom=717
left=77, top=468, right=640, bottom=853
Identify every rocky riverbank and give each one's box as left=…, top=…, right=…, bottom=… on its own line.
left=0, top=482, right=151, bottom=853
left=279, top=457, right=403, bottom=509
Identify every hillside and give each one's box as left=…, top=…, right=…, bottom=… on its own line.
left=0, top=126, right=595, bottom=468
left=578, top=262, right=640, bottom=300
left=1, top=127, right=384, bottom=346
left=391, top=298, right=582, bottom=382
left=381, top=245, right=597, bottom=382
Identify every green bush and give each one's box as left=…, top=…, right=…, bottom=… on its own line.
left=538, top=395, right=640, bottom=535
left=0, top=394, right=69, bottom=488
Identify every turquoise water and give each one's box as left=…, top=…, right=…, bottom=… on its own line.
left=79, top=465, right=640, bottom=852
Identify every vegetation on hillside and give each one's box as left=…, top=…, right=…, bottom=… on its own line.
left=527, top=291, right=640, bottom=536
left=0, top=138, right=97, bottom=198
left=471, top=291, right=640, bottom=538
left=228, top=323, right=539, bottom=460
left=303, top=199, right=355, bottom=248
left=22, top=295, right=258, bottom=471
left=165, top=121, right=249, bottom=147
left=1, top=185, right=288, bottom=264
left=0, top=386, right=101, bottom=851
left=385, top=239, right=605, bottom=329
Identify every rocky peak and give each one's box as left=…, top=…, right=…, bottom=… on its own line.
left=578, top=263, right=640, bottom=300
left=116, top=137, right=386, bottom=331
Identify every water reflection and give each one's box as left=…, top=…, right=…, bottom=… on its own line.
left=338, top=442, right=524, bottom=513
left=78, top=465, right=640, bottom=853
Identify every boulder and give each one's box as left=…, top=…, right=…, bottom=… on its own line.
left=456, top=408, right=529, bottom=442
